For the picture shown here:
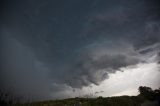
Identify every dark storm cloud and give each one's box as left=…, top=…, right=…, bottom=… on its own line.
left=61, top=42, right=144, bottom=88
left=1, top=0, right=160, bottom=100
left=0, top=34, right=51, bottom=101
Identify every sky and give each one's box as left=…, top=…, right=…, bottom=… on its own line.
left=0, top=0, right=160, bottom=101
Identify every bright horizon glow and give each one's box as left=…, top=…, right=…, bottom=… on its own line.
left=80, top=62, right=160, bottom=97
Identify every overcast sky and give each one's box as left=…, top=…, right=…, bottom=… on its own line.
left=1, top=0, right=160, bottom=101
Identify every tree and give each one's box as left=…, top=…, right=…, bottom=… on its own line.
left=154, top=88, right=160, bottom=104
left=138, top=86, right=155, bottom=100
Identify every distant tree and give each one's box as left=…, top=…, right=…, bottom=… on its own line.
left=0, top=90, right=9, bottom=106
left=0, top=90, right=21, bottom=106
left=154, top=88, right=160, bottom=104
left=138, top=86, right=155, bottom=100
left=154, top=88, right=160, bottom=96
left=97, top=96, right=103, bottom=99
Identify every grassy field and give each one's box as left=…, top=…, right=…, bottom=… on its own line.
left=1, top=86, right=160, bottom=106
left=7, top=96, right=148, bottom=106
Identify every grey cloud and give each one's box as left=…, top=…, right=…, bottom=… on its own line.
left=62, top=42, right=144, bottom=88
left=0, top=34, right=51, bottom=101
left=1, top=0, right=160, bottom=101
left=134, top=21, right=160, bottom=49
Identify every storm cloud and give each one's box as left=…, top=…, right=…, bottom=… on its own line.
left=1, top=0, right=160, bottom=100
left=62, top=42, right=144, bottom=88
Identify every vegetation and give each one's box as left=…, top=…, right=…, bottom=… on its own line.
left=0, top=86, right=160, bottom=106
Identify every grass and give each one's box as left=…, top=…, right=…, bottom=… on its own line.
left=9, top=96, right=146, bottom=106
left=1, top=86, right=160, bottom=106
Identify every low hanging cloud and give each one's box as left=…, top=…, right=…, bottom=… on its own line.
left=61, top=42, right=145, bottom=88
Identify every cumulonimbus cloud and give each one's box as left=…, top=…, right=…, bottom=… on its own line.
left=1, top=0, right=160, bottom=101
left=61, top=42, right=146, bottom=88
